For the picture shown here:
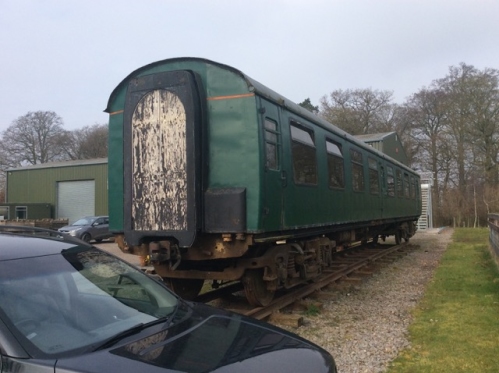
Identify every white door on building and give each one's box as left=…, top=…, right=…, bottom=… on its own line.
left=57, top=180, right=95, bottom=224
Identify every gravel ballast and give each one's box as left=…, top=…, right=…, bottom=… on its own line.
left=274, top=229, right=452, bottom=373
left=96, top=229, right=452, bottom=371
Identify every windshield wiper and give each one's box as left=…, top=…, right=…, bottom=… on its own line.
left=91, top=310, right=178, bottom=352
left=92, top=323, right=146, bottom=351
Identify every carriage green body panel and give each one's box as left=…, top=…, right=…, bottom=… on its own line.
left=275, top=111, right=406, bottom=228
left=106, top=58, right=421, bottom=239
left=106, top=59, right=262, bottom=233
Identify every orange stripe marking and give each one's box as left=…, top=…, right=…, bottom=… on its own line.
left=207, top=93, right=255, bottom=101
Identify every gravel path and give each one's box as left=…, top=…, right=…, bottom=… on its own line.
left=97, top=229, right=452, bottom=371
left=273, top=229, right=452, bottom=373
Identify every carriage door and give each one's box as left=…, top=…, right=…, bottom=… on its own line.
left=123, top=70, right=203, bottom=247
left=260, top=98, right=283, bottom=231
left=380, top=163, right=386, bottom=218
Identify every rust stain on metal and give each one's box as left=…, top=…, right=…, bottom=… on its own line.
left=131, top=89, right=187, bottom=231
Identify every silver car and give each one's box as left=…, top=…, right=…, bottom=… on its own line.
left=58, top=216, right=112, bottom=243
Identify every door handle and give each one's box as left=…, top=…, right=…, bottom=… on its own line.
left=281, top=171, right=287, bottom=187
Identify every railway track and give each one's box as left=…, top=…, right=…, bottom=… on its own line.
left=195, top=242, right=413, bottom=320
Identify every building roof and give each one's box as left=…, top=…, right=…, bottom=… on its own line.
left=354, top=132, right=396, bottom=142
left=7, top=158, right=108, bottom=171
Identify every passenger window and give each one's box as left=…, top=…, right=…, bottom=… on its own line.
left=387, top=166, right=395, bottom=197
left=290, top=122, right=317, bottom=185
left=396, top=169, right=403, bottom=197
left=410, top=176, right=417, bottom=199
left=326, top=140, right=344, bottom=189
left=368, top=157, right=379, bottom=194
left=350, top=149, right=364, bottom=192
left=264, top=119, right=279, bottom=170
left=404, top=173, right=410, bottom=198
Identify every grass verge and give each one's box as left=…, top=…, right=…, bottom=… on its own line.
left=387, top=228, right=499, bottom=372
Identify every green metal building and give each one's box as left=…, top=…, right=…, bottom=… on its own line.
left=354, top=132, right=409, bottom=166
left=3, top=158, right=108, bottom=223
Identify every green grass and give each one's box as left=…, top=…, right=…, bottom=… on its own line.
left=303, top=303, right=321, bottom=317
left=387, top=228, right=499, bottom=373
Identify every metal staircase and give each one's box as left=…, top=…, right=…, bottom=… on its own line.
left=418, top=173, right=433, bottom=230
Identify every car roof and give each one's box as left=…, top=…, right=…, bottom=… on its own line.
left=67, top=216, right=108, bottom=224
left=0, top=230, right=90, bottom=261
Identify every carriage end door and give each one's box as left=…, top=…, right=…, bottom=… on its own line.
left=123, top=70, right=203, bottom=247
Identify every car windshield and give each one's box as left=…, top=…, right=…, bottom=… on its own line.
left=0, top=246, right=178, bottom=358
left=72, top=218, right=94, bottom=226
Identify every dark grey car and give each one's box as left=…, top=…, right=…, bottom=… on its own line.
left=58, top=216, right=112, bottom=243
left=0, top=227, right=337, bottom=373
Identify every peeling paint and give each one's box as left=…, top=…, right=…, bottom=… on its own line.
left=131, top=89, right=187, bottom=231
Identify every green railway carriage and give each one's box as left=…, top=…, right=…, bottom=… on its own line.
left=105, top=57, right=421, bottom=305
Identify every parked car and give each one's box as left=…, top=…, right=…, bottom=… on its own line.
left=58, top=216, right=112, bottom=243
left=0, top=226, right=337, bottom=373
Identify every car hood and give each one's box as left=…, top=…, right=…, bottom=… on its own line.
left=55, top=302, right=335, bottom=373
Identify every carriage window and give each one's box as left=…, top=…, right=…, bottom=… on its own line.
left=290, top=122, right=317, bottom=185
left=264, top=119, right=279, bottom=170
left=410, top=176, right=417, bottom=199
left=386, top=166, right=395, bottom=197
left=396, top=169, right=403, bottom=197
left=368, top=157, right=379, bottom=194
left=350, top=149, right=364, bottom=192
left=326, top=140, right=344, bottom=189
left=404, top=173, right=410, bottom=198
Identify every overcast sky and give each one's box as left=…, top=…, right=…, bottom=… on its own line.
left=1, top=0, right=498, bottom=133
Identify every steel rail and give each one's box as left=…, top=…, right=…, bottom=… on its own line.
left=243, top=243, right=410, bottom=320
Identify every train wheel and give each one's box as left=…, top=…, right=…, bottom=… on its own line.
left=164, top=278, right=204, bottom=300
left=243, top=270, right=276, bottom=307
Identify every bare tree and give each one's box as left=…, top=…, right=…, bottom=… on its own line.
left=403, top=63, right=499, bottom=226
left=320, top=88, right=394, bottom=135
left=61, top=124, right=108, bottom=160
left=464, top=67, right=499, bottom=186
left=436, top=63, right=477, bottom=196
left=405, top=87, right=449, bottom=206
left=1, top=111, right=68, bottom=166
left=0, top=147, right=8, bottom=202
